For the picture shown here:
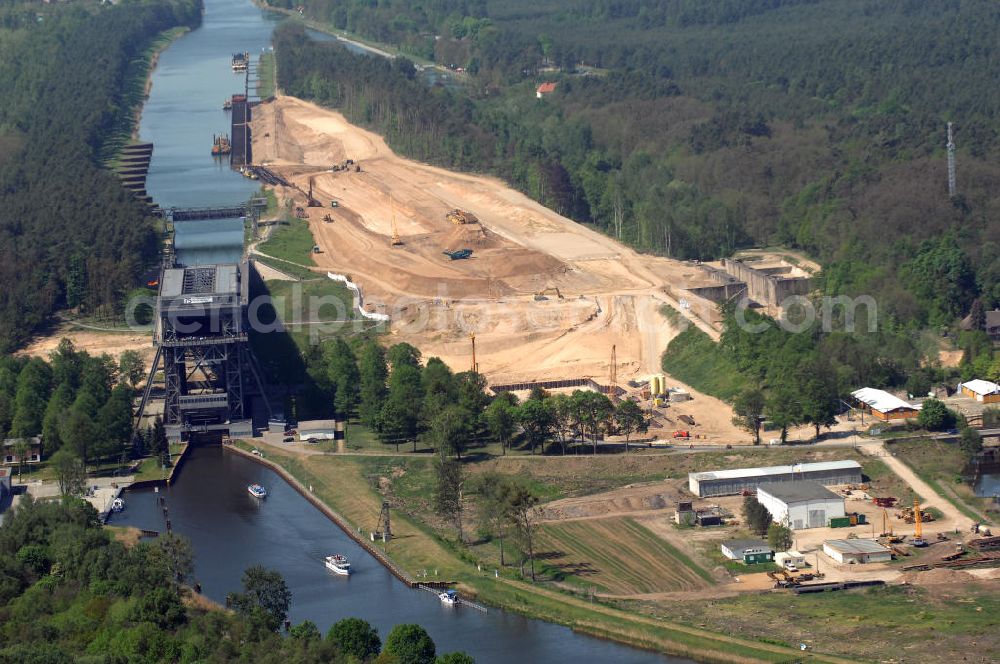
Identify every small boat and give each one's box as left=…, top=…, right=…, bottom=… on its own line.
left=111, top=497, right=125, bottom=512
left=439, top=589, right=458, bottom=606
left=324, top=555, right=351, bottom=575
left=247, top=483, right=267, bottom=499
left=223, top=99, right=233, bottom=110
left=231, top=51, right=249, bottom=72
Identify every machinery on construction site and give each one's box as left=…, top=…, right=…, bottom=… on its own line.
left=322, top=214, right=333, bottom=223
left=533, top=287, right=564, bottom=301
left=330, top=158, right=359, bottom=172
left=879, top=508, right=902, bottom=543
left=294, top=206, right=308, bottom=219
left=446, top=208, right=479, bottom=225
left=443, top=249, right=472, bottom=260
left=897, top=502, right=935, bottom=524
left=306, top=177, right=322, bottom=207
left=211, top=134, right=232, bottom=156
left=390, top=194, right=403, bottom=246
left=911, top=497, right=928, bottom=547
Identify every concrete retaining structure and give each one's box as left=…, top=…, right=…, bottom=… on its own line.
left=720, top=258, right=811, bottom=307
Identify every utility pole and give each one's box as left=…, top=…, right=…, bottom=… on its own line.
left=947, top=121, right=956, bottom=198
left=470, top=332, right=478, bottom=373
left=608, top=344, right=618, bottom=402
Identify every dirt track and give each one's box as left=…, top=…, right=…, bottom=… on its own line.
left=252, top=96, right=740, bottom=438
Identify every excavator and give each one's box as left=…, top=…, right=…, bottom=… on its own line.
left=879, top=508, right=902, bottom=543
left=533, top=287, right=564, bottom=301
left=390, top=194, right=403, bottom=246
left=911, top=497, right=928, bottom=547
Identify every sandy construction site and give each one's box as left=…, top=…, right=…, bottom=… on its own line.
left=252, top=96, right=742, bottom=438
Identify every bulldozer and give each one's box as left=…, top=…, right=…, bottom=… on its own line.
left=446, top=208, right=479, bottom=225
left=533, top=287, right=564, bottom=301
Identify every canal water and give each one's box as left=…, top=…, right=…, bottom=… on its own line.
left=975, top=473, right=1000, bottom=499
left=113, top=447, right=683, bottom=663
left=132, top=0, right=691, bottom=660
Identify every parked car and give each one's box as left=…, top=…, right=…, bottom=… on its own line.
left=282, top=436, right=294, bottom=443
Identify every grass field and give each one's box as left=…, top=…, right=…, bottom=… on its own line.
left=472, top=447, right=873, bottom=500
left=234, top=440, right=850, bottom=662
left=257, top=51, right=276, bottom=98
left=643, top=582, right=1000, bottom=663
left=535, top=518, right=714, bottom=594
left=888, top=438, right=997, bottom=524
left=257, top=216, right=318, bottom=268
left=661, top=326, right=748, bottom=401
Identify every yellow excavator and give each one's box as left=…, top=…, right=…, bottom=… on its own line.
left=390, top=194, right=403, bottom=246
left=533, top=287, right=564, bottom=301
left=879, top=508, right=901, bottom=543
left=911, top=497, right=928, bottom=547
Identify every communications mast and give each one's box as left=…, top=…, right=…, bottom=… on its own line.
left=947, top=121, right=956, bottom=198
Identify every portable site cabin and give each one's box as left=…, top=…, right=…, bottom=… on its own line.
left=775, top=551, right=806, bottom=568
left=297, top=420, right=344, bottom=441
left=720, top=539, right=774, bottom=565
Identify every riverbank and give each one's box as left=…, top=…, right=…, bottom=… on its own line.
left=248, top=0, right=447, bottom=72
left=104, top=25, right=191, bottom=170
left=230, top=439, right=847, bottom=663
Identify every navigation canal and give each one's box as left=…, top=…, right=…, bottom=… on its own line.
left=115, top=447, right=683, bottom=663
left=131, top=0, right=691, bottom=660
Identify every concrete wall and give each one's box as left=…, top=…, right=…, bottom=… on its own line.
left=721, top=259, right=811, bottom=307
left=687, top=283, right=747, bottom=304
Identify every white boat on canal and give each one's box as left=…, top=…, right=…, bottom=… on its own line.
left=324, top=555, right=351, bottom=575
left=247, top=483, right=267, bottom=499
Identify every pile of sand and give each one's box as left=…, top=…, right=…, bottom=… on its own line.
left=901, top=568, right=978, bottom=586
left=441, top=224, right=501, bottom=250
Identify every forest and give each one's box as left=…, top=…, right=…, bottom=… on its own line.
left=272, top=0, right=1000, bottom=334
left=0, top=0, right=201, bottom=353
left=0, top=498, right=473, bottom=663
left=0, top=340, right=149, bottom=473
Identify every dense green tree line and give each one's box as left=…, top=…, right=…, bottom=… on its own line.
left=0, top=498, right=472, bottom=663
left=303, top=337, right=646, bottom=455
left=274, top=1, right=1000, bottom=331
left=0, top=0, right=201, bottom=352
left=0, top=340, right=144, bottom=470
